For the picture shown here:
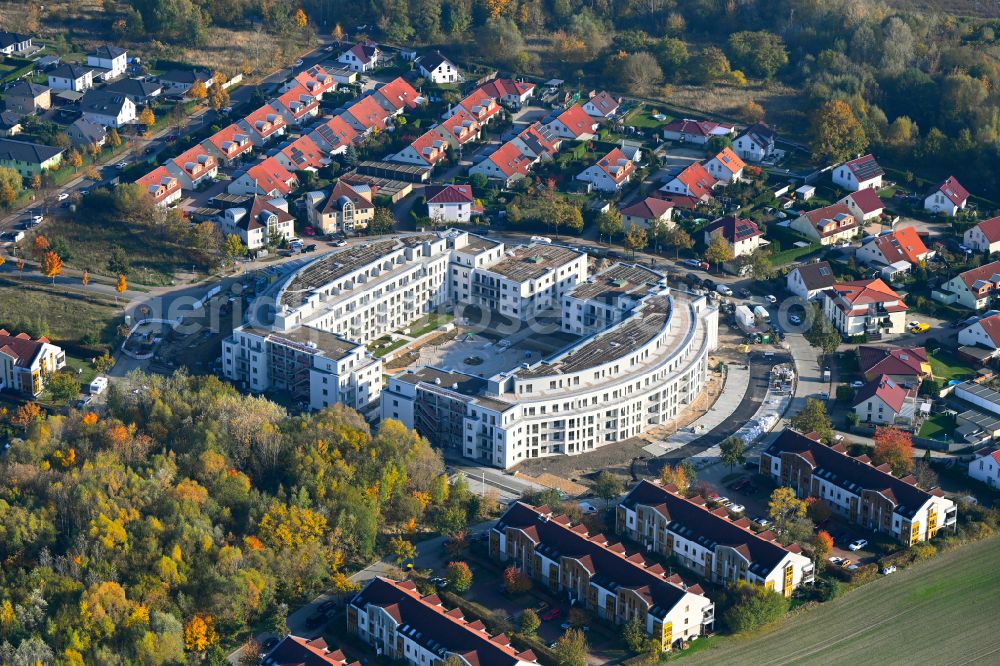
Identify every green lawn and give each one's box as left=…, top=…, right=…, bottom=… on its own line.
left=405, top=312, right=453, bottom=338
left=369, top=336, right=409, bottom=358
left=929, top=349, right=976, bottom=381
left=682, top=537, right=1000, bottom=666
left=623, top=106, right=671, bottom=129
left=918, top=413, right=956, bottom=440
left=0, top=277, right=121, bottom=349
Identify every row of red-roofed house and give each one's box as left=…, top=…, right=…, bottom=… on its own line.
left=135, top=68, right=423, bottom=205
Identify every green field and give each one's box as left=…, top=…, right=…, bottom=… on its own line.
left=683, top=536, right=1000, bottom=665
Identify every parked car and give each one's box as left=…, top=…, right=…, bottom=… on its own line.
left=717, top=284, right=733, bottom=296
left=728, top=503, right=745, bottom=513
left=578, top=501, right=598, bottom=514
left=685, top=272, right=700, bottom=284
left=851, top=380, right=864, bottom=388
left=683, top=258, right=702, bottom=268
left=839, top=559, right=852, bottom=567
left=753, top=516, right=771, bottom=528
left=849, top=539, right=868, bottom=551
left=333, top=239, right=347, bottom=247
left=305, top=609, right=329, bottom=629
left=57, top=192, right=69, bottom=201
left=702, top=278, right=716, bottom=290
left=766, top=294, right=777, bottom=304
left=789, top=314, right=802, bottom=325
left=737, top=288, right=751, bottom=298
left=912, top=323, right=930, bottom=333
left=540, top=608, right=560, bottom=621
left=828, top=556, right=843, bottom=566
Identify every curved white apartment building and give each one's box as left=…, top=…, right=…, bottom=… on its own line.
left=383, top=267, right=718, bottom=468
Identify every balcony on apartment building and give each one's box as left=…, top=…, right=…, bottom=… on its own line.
left=801, top=562, right=815, bottom=583
left=944, top=507, right=958, bottom=526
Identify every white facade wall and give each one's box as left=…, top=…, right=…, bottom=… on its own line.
left=964, top=226, right=1000, bottom=254
left=969, top=453, right=1000, bottom=487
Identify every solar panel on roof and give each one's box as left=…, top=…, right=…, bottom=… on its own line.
left=849, top=156, right=884, bottom=181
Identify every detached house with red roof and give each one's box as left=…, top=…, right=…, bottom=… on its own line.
left=263, top=635, right=360, bottom=665
left=852, top=374, right=918, bottom=425
left=662, top=118, right=734, bottom=145
left=304, top=181, right=375, bottom=234
left=924, top=175, right=969, bottom=217
left=468, top=142, right=533, bottom=186
left=620, top=196, right=674, bottom=231
left=201, top=123, right=253, bottom=165
left=583, top=91, right=620, bottom=119
left=348, top=577, right=539, bottom=665
left=0, top=329, right=65, bottom=397
left=660, top=162, right=716, bottom=202
left=702, top=215, right=764, bottom=258
left=227, top=157, right=298, bottom=198
left=237, top=104, right=287, bottom=146
left=343, top=96, right=389, bottom=133
left=136, top=165, right=181, bottom=207
left=373, top=76, right=422, bottom=115
left=276, top=134, right=328, bottom=172
left=493, top=501, right=716, bottom=650
left=617, top=480, right=814, bottom=597
left=857, top=227, right=932, bottom=277
left=216, top=195, right=295, bottom=251
left=475, top=77, right=535, bottom=107
left=450, top=88, right=502, bottom=125
left=957, top=311, right=1000, bottom=362
left=832, top=154, right=884, bottom=191
left=839, top=188, right=885, bottom=223
left=703, top=147, right=745, bottom=183
left=857, top=345, right=931, bottom=384
left=165, top=145, right=217, bottom=190
left=338, top=42, right=380, bottom=72
left=938, top=260, right=1000, bottom=310
left=790, top=202, right=859, bottom=245
left=969, top=446, right=1000, bottom=488
left=425, top=184, right=479, bottom=224
left=822, top=277, right=908, bottom=338
left=576, top=147, right=635, bottom=192
left=762, top=429, right=956, bottom=545
left=545, top=104, right=597, bottom=141
left=308, top=115, right=359, bottom=156
left=964, top=216, right=1000, bottom=254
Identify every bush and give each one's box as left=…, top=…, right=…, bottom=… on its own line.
left=848, top=563, right=879, bottom=585
left=816, top=577, right=843, bottom=601
left=722, top=581, right=790, bottom=633
left=911, top=542, right=937, bottom=561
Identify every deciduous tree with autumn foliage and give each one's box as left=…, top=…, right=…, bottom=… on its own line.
left=873, top=426, right=915, bottom=476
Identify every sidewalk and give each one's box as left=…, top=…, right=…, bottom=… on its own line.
left=642, top=363, right=751, bottom=457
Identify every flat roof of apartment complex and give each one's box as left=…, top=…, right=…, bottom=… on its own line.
left=279, top=239, right=400, bottom=308
left=395, top=366, right=514, bottom=411
left=239, top=325, right=359, bottom=359
left=568, top=263, right=664, bottom=301
left=486, top=245, right=583, bottom=282
left=460, top=235, right=502, bottom=253
left=517, top=295, right=674, bottom=378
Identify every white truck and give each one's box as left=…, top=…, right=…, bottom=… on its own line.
left=735, top=305, right=756, bottom=333
left=753, top=305, right=771, bottom=323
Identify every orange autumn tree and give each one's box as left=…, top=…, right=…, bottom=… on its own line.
left=32, top=234, right=50, bottom=260
left=42, top=251, right=63, bottom=283
left=812, top=529, right=834, bottom=564
left=184, top=614, right=218, bottom=651
left=873, top=426, right=915, bottom=476
left=10, top=402, right=41, bottom=429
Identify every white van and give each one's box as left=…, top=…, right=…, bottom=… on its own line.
left=89, top=376, right=108, bottom=395
left=716, top=284, right=733, bottom=296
